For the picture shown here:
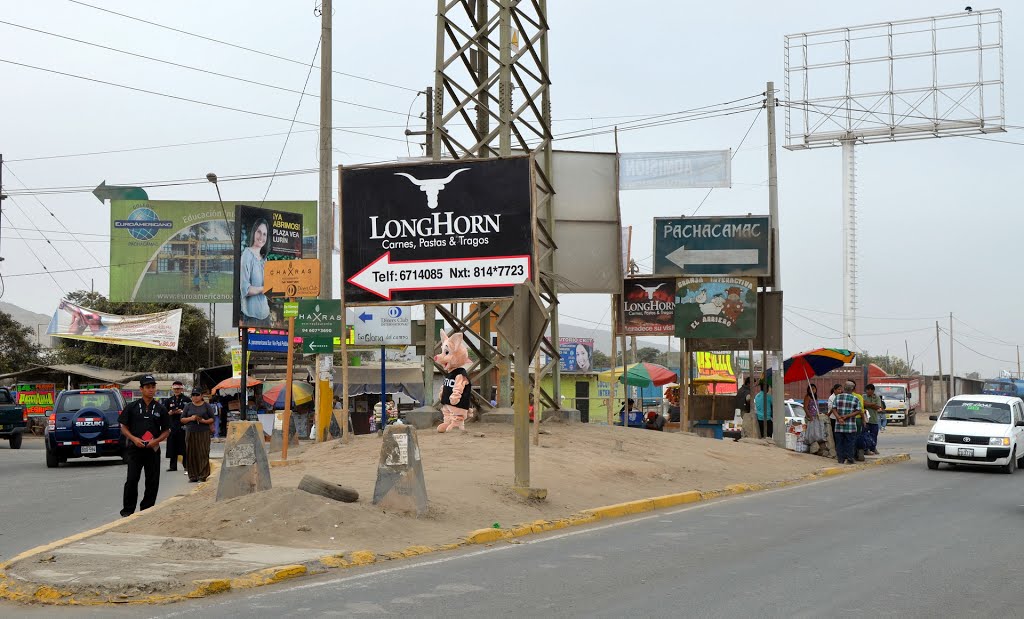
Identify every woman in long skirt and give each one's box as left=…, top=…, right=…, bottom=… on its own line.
left=182, top=389, right=214, bottom=482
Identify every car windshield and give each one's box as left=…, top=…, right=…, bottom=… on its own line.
left=788, top=403, right=805, bottom=417
left=57, top=392, right=119, bottom=413
left=876, top=386, right=906, bottom=399
left=984, top=382, right=1012, bottom=393
left=941, top=401, right=1011, bottom=424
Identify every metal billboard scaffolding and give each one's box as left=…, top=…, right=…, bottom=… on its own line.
left=783, top=9, right=1004, bottom=347
left=430, top=0, right=561, bottom=413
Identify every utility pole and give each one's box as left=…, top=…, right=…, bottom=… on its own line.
left=949, top=312, right=954, bottom=398
left=0, top=154, right=6, bottom=264
left=1017, top=345, right=1021, bottom=379
left=905, top=340, right=911, bottom=377
left=315, top=0, right=335, bottom=442
left=936, top=321, right=944, bottom=403
left=766, top=81, right=785, bottom=448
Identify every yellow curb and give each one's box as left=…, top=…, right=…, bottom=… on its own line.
left=1, top=453, right=912, bottom=606
left=270, top=460, right=302, bottom=467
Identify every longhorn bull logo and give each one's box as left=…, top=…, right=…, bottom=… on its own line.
left=394, top=168, right=470, bottom=209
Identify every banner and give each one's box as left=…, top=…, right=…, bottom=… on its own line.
left=246, top=332, right=289, bottom=353
left=559, top=337, right=594, bottom=372
left=14, top=384, right=56, bottom=416
left=620, top=276, right=676, bottom=335
left=619, top=151, right=731, bottom=190
left=233, top=205, right=304, bottom=329
left=695, top=352, right=737, bottom=395
left=342, top=157, right=534, bottom=303
left=109, top=200, right=316, bottom=303
left=48, top=299, right=182, bottom=350
left=674, top=277, right=757, bottom=340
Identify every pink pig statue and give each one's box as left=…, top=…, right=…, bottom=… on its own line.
left=434, top=329, right=472, bottom=432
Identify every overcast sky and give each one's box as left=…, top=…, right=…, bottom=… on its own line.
left=0, top=1, right=1019, bottom=377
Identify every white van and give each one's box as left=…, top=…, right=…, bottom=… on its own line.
left=926, top=394, right=1024, bottom=473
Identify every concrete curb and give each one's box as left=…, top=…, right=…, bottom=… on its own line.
left=0, top=453, right=911, bottom=606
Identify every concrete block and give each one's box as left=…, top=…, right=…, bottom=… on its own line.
left=372, top=424, right=428, bottom=517
left=405, top=406, right=442, bottom=430
left=479, top=407, right=514, bottom=423
left=268, top=427, right=299, bottom=455
left=216, top=421, right=273, bottom=502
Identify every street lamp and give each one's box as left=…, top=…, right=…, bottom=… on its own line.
left=205, top=172, right=229, bottom=368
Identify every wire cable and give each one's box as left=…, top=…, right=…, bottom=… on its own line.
left=692, top=104, right=764, bottom=216
left=0, top=210, right=68, bottom=292
left=65, top=0, right=419, bottom=93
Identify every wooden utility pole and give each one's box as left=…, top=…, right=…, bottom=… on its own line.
left=512, top=285, right=531, bottom=489
left=608, top=297, right=618, bottom=425
left=949, top=312, right=955, bottom=398
left=314, top=0, right=335, bottom=442
left=680, top=338, right=689, bottom=433
left=281, top=304, right=296, bottom=460
left=936, top=322, right=945, bottom=402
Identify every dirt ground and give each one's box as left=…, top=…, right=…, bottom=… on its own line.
left=115, top=423, right=830, bottom=556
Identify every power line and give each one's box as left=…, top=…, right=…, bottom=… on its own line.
left=939, top=327, right=1015, bottom=364
left=0, top=210, right=69, bottom=292
left=0, top=19, right=410, bottom=117
left=551, top=103, right=765, bottom=143
left=261, top=38, right=320, bottom=205
left=5, top=226, right=108, bottom=237
left=786, top=303, right=944, bottom=322
left=784, top=316, right=843, bottom=340
left=65, top=0, right=419, bottom=93
left=1, top=235, right=107, bottom=244
left=693, top=104, right=764, bottom=216
left=2, top=195, right=90, bottom=287
left=0, top=58, right=407, bottom=144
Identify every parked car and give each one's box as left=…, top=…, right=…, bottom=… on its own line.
left=0, top=386, right=27, bottom=449
left=783, top=399, right=806, bottom=424
left=926, top=394, right=1024, bottom=473
left=45, top=389, right=127, bottom=468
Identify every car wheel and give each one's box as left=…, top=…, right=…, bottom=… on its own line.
left=927, top=459, right=940, bottom=470
left=1003, top=449, right=1017, bottom=474
left=45, top=445, right=59, bottom=468
left=9, top=433, right=23, bottom=449
left=909, top=415, right=916, bottom=427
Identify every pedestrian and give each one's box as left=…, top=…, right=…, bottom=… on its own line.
left=181, top=388, right=214, bottom=482
left=833, top=381, right=863, bottom=465
left=118, top=375, right=169, bottom=517
left=803, top=384, right=820, bottom=420
left=208, top=393, right=221, bottom=440
left=735, top=377, right=752, bottom=419
left=850, top=381, right=867, bottom=461
left=827, top=383, right=842, bottom=436
left=879, top=392, right=888, bottom=432
left=163, top=380, right=189, bottom=472
left=862, top=384, right=883, bottom=456
left=755, top=381, right=773, bottom=438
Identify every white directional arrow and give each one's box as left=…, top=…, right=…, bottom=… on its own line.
left=348, top=252, right=531, bottom=300
left=666, top=246, right=759, bottom=269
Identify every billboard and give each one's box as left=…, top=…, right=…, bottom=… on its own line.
left=48, top=299, right=182, bottom=350
left=14, top=384, right=56, bottom=416
left=233, top=205, right=304, bottom=329
left=109, top=200, right=316, bottom=303
left=695, top=352, right=737, bottom=395
left=620, top=276, right=676, bottom=335
left=559, top=337, right=594, bottom=373
left=674, top=277, right=757, bottom=340
left=619, top=150, right=731, bottom=190
left=653, top=216, right=770, bottom=277
left=342, top=157, right=534, bottom=303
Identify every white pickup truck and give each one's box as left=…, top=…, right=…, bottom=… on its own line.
left=876, top=382, right=917, bottom=426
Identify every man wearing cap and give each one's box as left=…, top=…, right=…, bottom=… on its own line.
left=118, top=375, right=170, bottom=517
left=163, top=380, right=189, bottom=472
left=181, top=389, right=215, bottom=482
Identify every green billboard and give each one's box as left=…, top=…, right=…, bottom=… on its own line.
left=109, top=200, right=317, bottom=303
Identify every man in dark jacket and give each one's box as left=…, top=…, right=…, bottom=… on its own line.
left=163, top=380, right=189, bottom=471
left=119, top=375, right=169, bottom=516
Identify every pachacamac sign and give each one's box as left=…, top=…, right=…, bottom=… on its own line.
left=109, top=200, right=316, bottom=303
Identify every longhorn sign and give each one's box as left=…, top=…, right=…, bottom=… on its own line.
left=394, top=168, right=470, bottom=209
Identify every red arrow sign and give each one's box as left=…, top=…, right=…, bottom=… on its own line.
left=348, top=252, right=531, bottom=300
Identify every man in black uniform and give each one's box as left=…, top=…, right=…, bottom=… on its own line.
left=163, top=380, right=189, bottom=471
left=119, top=375, right=169, bottom=517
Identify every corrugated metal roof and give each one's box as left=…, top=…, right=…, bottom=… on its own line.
left=0, top=364, right=146, bottom=385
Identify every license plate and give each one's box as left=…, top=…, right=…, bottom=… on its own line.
left=958, top=447, right=974, bottom=457
left=81, top=445, right=97, bottom=454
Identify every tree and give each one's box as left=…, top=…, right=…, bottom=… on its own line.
left=857, top=351, right=918, bottom=376
left=0, top=310, right=45, bottom=374
left=966, top=371, right=981, bottom=380
left=591, top=349, right=612, bottom=370
left=636, top=347, right=661, bottom=363
left=52, top=291, right=226, bottom=373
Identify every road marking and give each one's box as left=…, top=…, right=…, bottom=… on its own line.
left=152, top=475, right=854, bottom=617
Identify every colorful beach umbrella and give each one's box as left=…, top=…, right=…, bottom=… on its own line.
left=212, top=376, right=262, bottom=393
left=262, top=380, right=315, bottom=409
left=781, top=348, right=856, bottom=384
left=598, top=362, right=678, bottom=388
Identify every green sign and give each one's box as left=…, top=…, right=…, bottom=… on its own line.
left=109, top=200, right=317, bottom=303
left=674, top=277, right=758, bottom=339
left=283, top=302, right=298, bottom=318
left=297, top=299, right=341, bottom=353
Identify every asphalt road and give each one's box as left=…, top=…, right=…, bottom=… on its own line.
left=0, top=436, right=205, bottom=562
left=10, top=426, right=976, bottom=619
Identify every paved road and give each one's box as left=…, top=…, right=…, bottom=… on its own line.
left=0, top=436, right=209, bottom=562
left=8, top=430, right=960, bottom=618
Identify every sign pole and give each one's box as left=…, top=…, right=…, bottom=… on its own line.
left=680, top=338, right=689, bottom=433
left=282, top=302, right=295, bottom=460
left=513, top=284, right=531, bottom=489
left=608, top=296, right=617, bottom=425
left=380, top=345, right=387, bottom=433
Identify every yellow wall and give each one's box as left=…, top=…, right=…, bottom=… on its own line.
left=541, top=372, right=626, bottom=424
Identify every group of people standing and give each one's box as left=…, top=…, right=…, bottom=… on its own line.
left=118, top=377, right=216, bottom=518
left=826, top=381, right=884, bottom=465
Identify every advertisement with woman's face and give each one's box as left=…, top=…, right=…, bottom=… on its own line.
left=233, top=204, right=304, bottom=329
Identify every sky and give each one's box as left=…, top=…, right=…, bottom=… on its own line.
left=0, top=1, right=1020, bottom=377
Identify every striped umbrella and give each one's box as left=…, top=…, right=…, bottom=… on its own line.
left=262, top=380, right=315, bottom=409
left=781, top=348, right=856, bottom=384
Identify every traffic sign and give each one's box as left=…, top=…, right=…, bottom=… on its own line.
left=653, top=216, right=770, bottom=276
left=349, top=305, right=413, bottom=346
left=296, top=299, right=341, bottom=354
left=341, top=157, right=534, bottom=304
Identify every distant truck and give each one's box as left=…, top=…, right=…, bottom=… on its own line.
left=875, top=382, right=919, bottom=426
left=981, top=378, right=1024, bottom=399
left=0, top=386, right=28, bottom=449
